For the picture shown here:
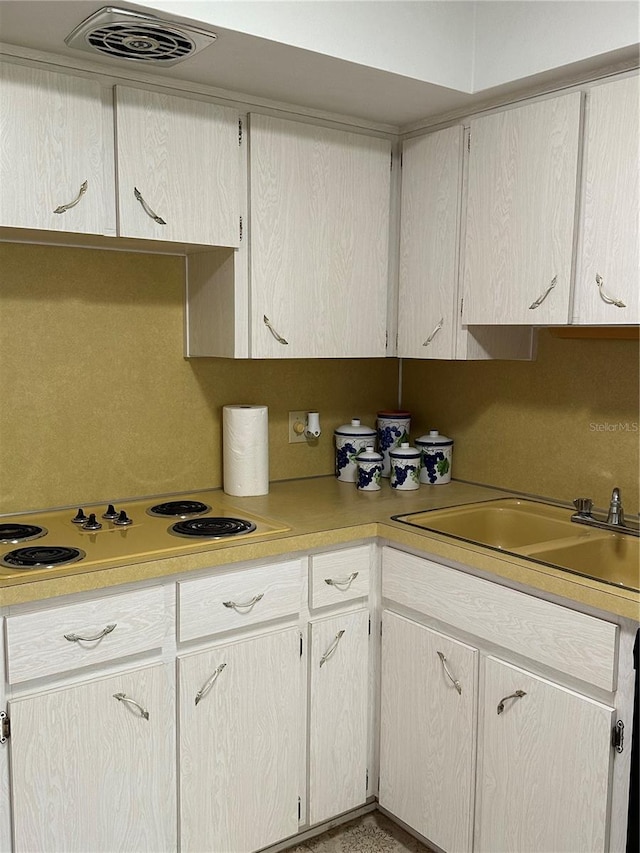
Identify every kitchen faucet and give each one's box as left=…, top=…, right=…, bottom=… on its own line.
left=571, top=487, right=639, bottom=536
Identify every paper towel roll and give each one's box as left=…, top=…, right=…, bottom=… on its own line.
left=223, top=405, right=269, bottom=496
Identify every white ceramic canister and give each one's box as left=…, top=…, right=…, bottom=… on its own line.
left=415, top=430, right=454, bottom=484
left=389, top=442, right=421, bottom=490
left=356, top=446, right=383, bottom=491
left=334, top=418, right=377, bottom=483
left=377, top=409, right=411, bottom=477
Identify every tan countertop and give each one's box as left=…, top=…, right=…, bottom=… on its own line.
left=1, top=477, right=638, bottom=621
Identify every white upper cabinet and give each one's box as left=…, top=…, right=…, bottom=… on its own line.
left=574, top=75, right=639, bottom=325
left=398, top=126, right=464, bottom=359
left=115, top=86, right=241, bottom=247
left=463, top=93, right=582, bottom=325
left=0, top=62, right=113, bottom=236
left=249, top=113, right=391, bottom=358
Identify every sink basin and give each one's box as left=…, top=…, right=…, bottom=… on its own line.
left=394, top=499, right=580, bottom=549
left=529, top=534, right=639, bottom=592
left=393, top=498, right=639, bottom=593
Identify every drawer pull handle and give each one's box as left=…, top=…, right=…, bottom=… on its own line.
left=64, top=623, right=117, bottom=643
left=195, top=663, right=227, bottom=706
left=528, top=275, right=557, bottom=310
left=113, top=692, right=149, bottom=720
left=437, top=651, right=462, bottom=695
left=324, top=571, right=359, bottom=588
left=319, top=629, right=345, bottom=667
left=53, top=180, right=88, bottom=214
left=134, top=187, right=167, bottom=225
left=223, top=593, right=264, bottom=611
left=422, top=317, right=444, bottom=347
left=263, top=315, right=289, bottom=345
left=595, top=274, right=626, bottom=308
left=497, top=689, right=527, bottom=715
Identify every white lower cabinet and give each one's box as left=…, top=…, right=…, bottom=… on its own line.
left=308, top=608, right=370, bottom=825
left=178, top=627, right=302, bottom=853
left=477, top=656, right=615, bottom=853
left=8, top=663, right=175, bottom=853
left=379, top=611, right=477, bottom=853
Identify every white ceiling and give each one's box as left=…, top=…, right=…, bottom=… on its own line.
left=0, top=1, right=638, bottom=128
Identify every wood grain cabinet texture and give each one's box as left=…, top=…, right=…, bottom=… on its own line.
left=0, top=62, right=113, bottom=236
left=115, top=85, right=241, bottom=247
left=380, top=546, right=623, bottom=853
left=463, top=92, right=582, bottom=325
left=574, top=74, right=640, bottom=325
left=8, top=663, right=176, bottom=853
left=178, top=627, right=301, bottom=853
left=308, top=608, right=370, bottom=825
left=248, top=113, right=391, bottom=358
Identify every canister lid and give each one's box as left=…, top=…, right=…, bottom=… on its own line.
left=357, top=446, right=383, bottom=462
left=415, top=430, right=453, bottom=447
left=335, top=418, right=376, bottom=437
left=377, top=410, right=411, bottom=418
left=389, top=442, right=421, bottom=458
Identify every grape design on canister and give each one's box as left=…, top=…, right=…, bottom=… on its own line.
left=392, top=464, right=419, bottom=487
left=357, top=465, right=382, bottom=488
left=378, top=425, right=409, bottom=452
left=422, top=451, right=450, bottom=483
left=335, top=442, right=357, bottom=476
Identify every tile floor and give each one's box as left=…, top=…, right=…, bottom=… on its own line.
left=285, top=812, right=434, bottom=853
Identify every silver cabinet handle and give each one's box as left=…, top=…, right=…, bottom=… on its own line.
left=437, top=650, right=462, bottom=695
left=195, top=662, right=227, bottom=706
left=113, top=692, right=149, bottom=720
left=497, top=689, right=527, bottom=715
left=319, top=629, right=345, bottom=667
left=529, top=275, right=557, bottom=309
left=53, top=180, right=88, bottom=214
left=134, top=187, right=167, bottom=225
left=64, top=623, right=116, bottom=642
left=324, top=572, right=359, bottom=588
left=222, top=592, right=264, bottom=611
left=422, top=317, right=444, bottom=347
left=263, top=315, right=289, bottom=345
left=595, top=274, right=626, bottom=308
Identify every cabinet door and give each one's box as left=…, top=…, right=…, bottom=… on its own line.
left=249, top=113, right=390, bottom=358
left=115, top=86, right=240, bottom=246
left=8, top=663, right=175, bottom=853
left=574, top=75, right=639, bottom=324
left=0, top=62, right=112, bottom=235
left=379, top=611, right=477, bottom=853
left=398, top=126, right=464, bottom=359
left=463, top=93, right=582, bottom=324
left=477, top=656, right=615, bottom=853
left=308, top=608, right=369, bottom=825
left=179, top=627, right=301, bottom=853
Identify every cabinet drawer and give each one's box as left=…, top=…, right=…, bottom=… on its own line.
left=382, top=547, right=618, bottom=691
left=178, top=559, right=302, bottom=642
left=5, top=586, right=166, bottom=684
left=310, top=546, right=371, bottom=609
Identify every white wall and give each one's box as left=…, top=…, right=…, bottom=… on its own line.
left=473, top=1, right=640, bottom=91
left=146, top=0, right=638, bottom=95
left=144, top=0, right=477, bottom=91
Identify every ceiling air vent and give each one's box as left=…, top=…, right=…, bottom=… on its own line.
left=64, top=7, right=217, bottom=66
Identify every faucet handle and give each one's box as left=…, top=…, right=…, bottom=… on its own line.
left=573, top=498, right=593, bottom=516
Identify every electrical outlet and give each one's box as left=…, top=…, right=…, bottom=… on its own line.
left=288, top=411, right=307, bottom=444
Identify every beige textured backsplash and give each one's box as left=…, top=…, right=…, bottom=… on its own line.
left=403, top=330, right=640, bottom=510
left=1, top=242, right=638, bottom=514
left=0, top=243, right=395, bottom=513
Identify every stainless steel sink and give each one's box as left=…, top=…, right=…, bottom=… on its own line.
left=393, top=498, right=639, bottom=593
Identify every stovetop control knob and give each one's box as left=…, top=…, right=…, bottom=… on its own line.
left=72, top=508, right=87, bottom=525
left=82, top=513, right=102, bottom=531
left=102, top=504, right=118, bottom=520
left=114, top=509, right=132, bottom=527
